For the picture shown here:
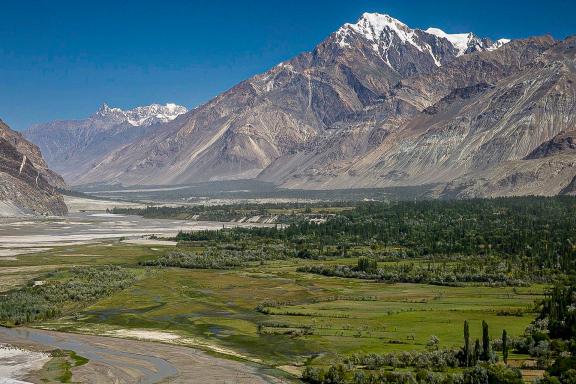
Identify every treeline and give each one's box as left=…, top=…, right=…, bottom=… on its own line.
left=345, top=350, right=461, bottom=371
left=140, top=244, right=291, bottom=270
left=291, top=197, right=575, bottom=266
left=302, top=363, right=523, bottom=384
left=296, top=256, right=549, bottom=286
left=175, top=196, right=576, bottom=273
left=530, top=283, right=576, bottom=383
left=112, top=201, right=349, bottom=223
left=113, top=204, right=271, bottom=222
left=0, top=266, right=136, bottom=326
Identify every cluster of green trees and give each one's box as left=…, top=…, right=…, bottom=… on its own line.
left=461, top=320, right=499, bottom=366
left=297, top=257, right=530, bottom=286
left=0, top=266, right=136, bottom=326
left=302, top=362, right=523, bottom=384
left=344, top=349, right=461, bottom=371
left=525, top=283, right=576, bottom=383
left=172, top=197, right=576, bottom=277
left=112, top=201, right=349, bottom=223
left=140, top=245, right=291, bottom=270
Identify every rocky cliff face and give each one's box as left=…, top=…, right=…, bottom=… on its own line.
left=24, top=13, right=576, bottom=198
left=526, top=130, right=576, bottom=159
left=440, top=128, right=576, bottom=198
left=0, top=120, right=67, bottom=216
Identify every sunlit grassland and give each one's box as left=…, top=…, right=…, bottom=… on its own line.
left=0, top=243, right=170, bottom=267
left=0, top=243, right=171, bottom=293
left=37, top=253, right=543, bottom=367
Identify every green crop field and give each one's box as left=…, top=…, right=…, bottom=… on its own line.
left=33, top=253, right=543, bottom=369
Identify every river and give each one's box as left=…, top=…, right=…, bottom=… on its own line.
left=0, top=327, right=284, bottom=383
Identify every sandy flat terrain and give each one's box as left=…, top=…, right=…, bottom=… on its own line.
left=0, top=212, right=273, bottom=249
left=0, top=344, right=50, bottom=383
left=63, top=196, right=146, bottom=213
left=0, top=328, right=286, bottom=384
left=107, top=329, right=181, bottom=342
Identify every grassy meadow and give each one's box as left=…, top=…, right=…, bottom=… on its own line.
left=4, top=245, right=542, bottom=369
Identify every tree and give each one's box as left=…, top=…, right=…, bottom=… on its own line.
left=473, top=339, right=481, bottom=365
left=357, top=257, right=377, bottom=273
left=302, top=366, right=325, bottom=383
left=464, top=320, right=471, bottom=366
left=502, top=329, right=509, bottom=365
left=427, top=335, right=440, bottom=351
left=324, top=365, right=345, bottom=384
left=482, top=320, right=490, bottom=361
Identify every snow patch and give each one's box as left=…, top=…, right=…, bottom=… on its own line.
left=95, top=103, right=188, bottom=127
left=488, top=38, right=511, bottom=51
left=425, top=27, right=474, bottom=56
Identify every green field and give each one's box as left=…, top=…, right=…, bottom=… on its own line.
left=15, top=247, right=542, bottom=369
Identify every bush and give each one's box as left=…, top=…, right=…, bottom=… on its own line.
left=0, top=266, right=136, bottom=326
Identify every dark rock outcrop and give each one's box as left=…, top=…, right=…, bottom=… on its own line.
left=526, top=130, right=576, bottom=159
left=0, top=120, right=67, bottom=216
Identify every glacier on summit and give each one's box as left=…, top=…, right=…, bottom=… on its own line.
left=94, top=103, right=188, bottom=127
left=336, top=13, right=508, bottom=66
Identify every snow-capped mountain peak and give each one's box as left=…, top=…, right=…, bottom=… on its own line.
left=335, top=12, right=510, bottom=64
left=94, top=103, right=188, bottom=127
left=337, top=13, right=424, bottom=52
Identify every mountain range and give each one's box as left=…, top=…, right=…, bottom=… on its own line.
left=23, top=13, right=576, bottom=198
left=24, top=103, right=187, bottom=181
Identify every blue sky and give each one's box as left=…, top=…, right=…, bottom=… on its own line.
left=1, top=0, right=574, bottom=130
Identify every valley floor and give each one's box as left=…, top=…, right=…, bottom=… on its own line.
left=0, top=240, right=543, bottom=382
left=0, top=327, right=285, bottom=383
left=1, top=198, right=563, bottom=383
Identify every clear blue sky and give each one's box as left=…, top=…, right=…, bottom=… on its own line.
left=1, top=0, right=574, bottom=130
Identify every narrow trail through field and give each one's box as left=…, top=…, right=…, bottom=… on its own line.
left=0, top=327, right=286, bottom=383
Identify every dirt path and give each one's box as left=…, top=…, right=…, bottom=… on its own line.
left=0, top=327, right=287, bottom=383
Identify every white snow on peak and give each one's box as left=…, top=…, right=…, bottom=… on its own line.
left=487, top=38, right=511, bottom=51
left=336, top=12, right=437, bottom=67
left=337, top=13, right=425, bottom=53
left=335, top=12, right=510, bottom=65
left=425, top=28, right=475, bottom=56
left=95, top=103, right=188, bottom=127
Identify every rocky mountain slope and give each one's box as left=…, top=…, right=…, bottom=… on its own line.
left=0, top=120, right=67, bottom=216
left=25, top=13, right=576, bottom=197
left=23, top=103, right=187, bottom=181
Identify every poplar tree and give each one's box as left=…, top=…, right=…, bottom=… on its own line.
left=473, top=339, right=481, bottom=365
left=482, top=320, right=490, bottom=361
left=502, top=329, right=508, bottom=365
left=464, top=320, right=471, bottom=366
